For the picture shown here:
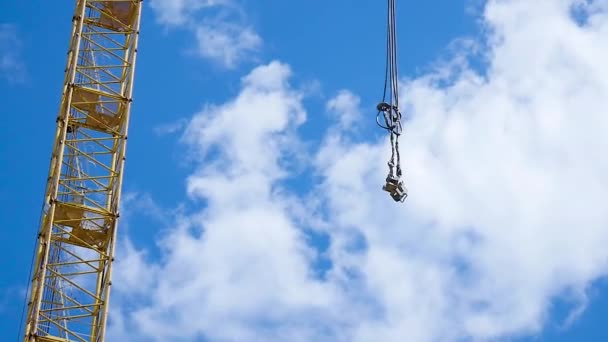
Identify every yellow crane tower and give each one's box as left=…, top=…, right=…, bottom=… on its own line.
left=22, top=1, right=142, bottom=341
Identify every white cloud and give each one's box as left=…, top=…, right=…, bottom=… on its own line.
left=195, top=23, right=261, bottom=69
left=112, top=239, right=159, bottom=297
left=110, top=61, right=343, bottom=341
left=317, top=0, right=608, bottom=339
left=153, top=118, right=188, bottom=136
left=150, top=0, right=231, bottom=26
left=110, top=1, right=608, bottom=341
left=326, top=89, right=362, bottom=130
left=0, top=23, right=26, bottom=83
left=149, top=0, right=261, bottom=68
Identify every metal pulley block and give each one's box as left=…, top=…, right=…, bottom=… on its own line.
left=377, top=102, right=392, bottom=112
left=382, top=175, right=408, bottom=202
left=377, top=102, right=399, bottom=118
left=376, top=102, right=402, bottom=135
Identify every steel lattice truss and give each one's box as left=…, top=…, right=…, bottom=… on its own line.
left=23, top=1, right=142, bottom=341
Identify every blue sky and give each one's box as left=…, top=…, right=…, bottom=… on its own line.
left=2, top=0, right=608, bottom=341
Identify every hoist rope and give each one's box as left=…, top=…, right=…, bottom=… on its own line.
left=377, top=0, right=402, bottom=179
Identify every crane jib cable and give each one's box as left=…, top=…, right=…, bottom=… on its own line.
left=377, top=0, right=408, bottom=203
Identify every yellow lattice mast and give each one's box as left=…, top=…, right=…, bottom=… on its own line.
left=23, top=1, right=142, bottom=341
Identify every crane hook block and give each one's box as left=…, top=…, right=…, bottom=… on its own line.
left=383, top=175, right=408, bottom=202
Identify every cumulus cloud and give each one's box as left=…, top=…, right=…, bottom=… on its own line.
left=110, top=1, right=608, bottom=341
left=326, top=89, right=362, bottom=130
left=194, top=22, right=261, bottom=69
left=149, top=0, right=261, bottom=68
left=110, top=61, right=345, bottom=341
left=0, top=23, right=26, bottom=83
left=150, top=0, right=232, bottom=26
left=318, top=0, right=608, bottom=339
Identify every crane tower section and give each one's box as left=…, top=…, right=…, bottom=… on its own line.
left=23, top=1, right=142, bottom=341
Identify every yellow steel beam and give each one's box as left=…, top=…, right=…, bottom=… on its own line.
left=23, top=1, right=142, bottom=341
